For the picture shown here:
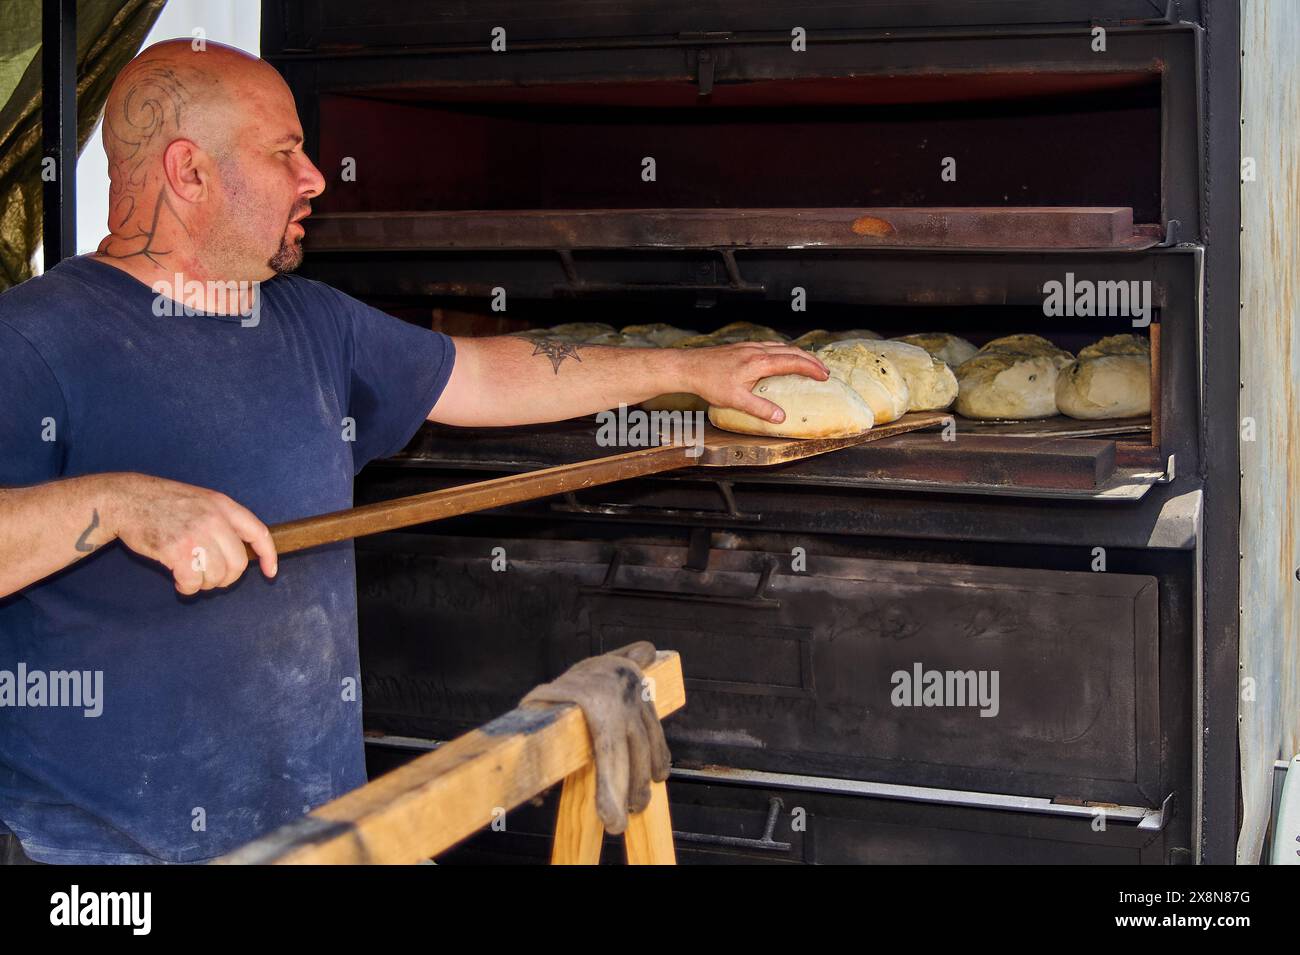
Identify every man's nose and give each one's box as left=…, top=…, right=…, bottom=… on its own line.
left=300, top=154, right=326, bottom=199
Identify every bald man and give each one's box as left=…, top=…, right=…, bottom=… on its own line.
left=0, top=40, right=826, bottom=863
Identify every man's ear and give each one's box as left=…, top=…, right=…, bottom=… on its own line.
left=160, top=139, right=210, bottom=203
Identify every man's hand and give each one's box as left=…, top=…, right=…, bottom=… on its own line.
left=102, top=473, right=278, bottom=595
left=673, top=342, right=829, bottom=423
left=520, top=641, right=672, bottom=835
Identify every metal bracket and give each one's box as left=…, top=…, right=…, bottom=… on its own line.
left=550, top=479, right=762, bottom=523
left=1155, top=218, right=1183, bottom=248
left=1138, top=791, right=1176, bottom=832
left=580, top=549, right=781, bottom=609
left=683, top=525, right=712, bottom=572
left=674, top=796, right=794, bottom=853
left=553, top=248, right=765, bottom=300
left=696, top=49, right=715, bottom=97
left=1094, top=0, right=1177, bottom=27
left=1157, top=453, right=1177, bottom=484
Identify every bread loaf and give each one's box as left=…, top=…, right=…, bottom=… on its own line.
left=1077, top=333, right=1150, bottom=360
left=851, top=340, right=958, bottom=411
left=792, top=330, right=835, bottom=350
left=794, top=328, right=884, bottom=350
left=978, top=333, right=1073, bottom=368
left=892, top=332, right=977, bottom=368
left=814, top=340, right=911, bottom=424
left=586, top=331, right=655, bottom=347
left=710, top=322, right=790, bottom=343
left=954, top=352, right=1060, bottom=419
left=708, top=374, right=875, bottom=437
left=1056, top=354, right=1151, bottom=419
left=620, top=323, right=698, bottom=347
left=546, top=322, right=616, bottom=341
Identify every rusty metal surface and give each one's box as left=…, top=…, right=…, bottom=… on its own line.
left=267, top=1, right=1192, bottom=52
left=732, top=433, right=1117, bottom=490
left=960, top=415, right=1150, bottom=438
left=1238, top=0, right=1300, bottom=864
left=393, top=417, right=1123, bottom=492
left=306, top=207, right=1157, bottom=253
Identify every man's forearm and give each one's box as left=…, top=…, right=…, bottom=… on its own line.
left=0, top=476, right=121, bottom=599
left=430, top=335, right=688, bottom=427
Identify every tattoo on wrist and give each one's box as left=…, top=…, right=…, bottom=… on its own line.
left=527, top=338, right=585, bottom=375
left=75, top=509, right=101, bottom=553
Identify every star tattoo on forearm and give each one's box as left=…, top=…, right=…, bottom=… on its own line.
left=526, top=338, right=585, bottom=374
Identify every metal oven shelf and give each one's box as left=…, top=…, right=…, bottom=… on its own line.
left=308, top=207, right=1162, bottom=254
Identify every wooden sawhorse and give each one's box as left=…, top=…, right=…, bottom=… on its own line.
left=218, top=651, right=684, bottom=865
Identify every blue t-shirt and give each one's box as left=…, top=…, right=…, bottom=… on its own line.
left=0, top=255, right=455, bottom=863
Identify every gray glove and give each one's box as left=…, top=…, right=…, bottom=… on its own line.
left=521, top=641, right=672, bottom=835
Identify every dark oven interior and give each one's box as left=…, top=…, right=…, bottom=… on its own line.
left=313, top=72, right=1162, bottom=216
left=301, top=64, right=1190, bottom=500
left=272, top=11, right=1203, bottom=864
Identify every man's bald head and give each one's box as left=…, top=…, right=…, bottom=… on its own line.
left=96, top=39, right=325, bottom=282
left=102, top=40, right=282, bottom=195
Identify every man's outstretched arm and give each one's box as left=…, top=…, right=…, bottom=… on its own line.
left=428, top=336, right=829, bottom=427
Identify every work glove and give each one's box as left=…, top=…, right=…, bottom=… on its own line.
left=521, top=641, right=672, bottom=835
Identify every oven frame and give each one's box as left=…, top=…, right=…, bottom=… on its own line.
left=263, top=0, right=1243, bottom=863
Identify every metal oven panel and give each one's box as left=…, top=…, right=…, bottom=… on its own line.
left=357, top=533, right=1160, bottom=806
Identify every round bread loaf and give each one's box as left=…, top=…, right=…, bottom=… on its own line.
left=793, top=328, right=884, bottom=350
left=1055, top=354, right=1151, bottom=419
left=978, top=333, right=1074, bottom=368
left=621, top=323, right=698, bottom=346
left=828, top=328, right=883, bottom=341
left=814, top=340, right=911, bottom=424
left=708, top=374, right=875, bottom=438
left=850, top=340, right=958, bottom=411
left=547, top=322, right=617, bottom=341
left=892, top=332, right=977, bottom=368
left=792, top=330, right=835, bottom=350
left=586, top=331, right=655, bottom=347
left=1077, top=333, right=1151, bottom=360
left=954, top=352, right=1060, bottom=419
left=710, top=321, right=790, bottom=343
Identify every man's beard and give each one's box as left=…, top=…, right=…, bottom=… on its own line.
left=269, top=201, right=310, bottom=274
left=268, top=233, right=303, bottom=274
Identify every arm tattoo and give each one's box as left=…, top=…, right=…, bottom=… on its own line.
left=526, top=338, right=585, bottom=374
left=75, top=509, right=101, bottom=553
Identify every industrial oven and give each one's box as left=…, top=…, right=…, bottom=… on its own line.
left=260, top=0, right=1285, bottom=864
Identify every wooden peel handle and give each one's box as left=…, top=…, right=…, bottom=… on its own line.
left=248, top=442, right=691, bottom=558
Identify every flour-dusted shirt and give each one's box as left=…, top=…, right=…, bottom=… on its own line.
left=0, top=255, right=455, bottom=863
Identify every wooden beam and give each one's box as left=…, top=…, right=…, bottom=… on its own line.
left=216, top=651, right=685, bottom=864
